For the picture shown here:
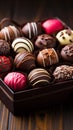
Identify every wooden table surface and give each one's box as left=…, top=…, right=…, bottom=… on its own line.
left=0, top=0, right=73, bottom=130
left=0, top=101, right=73, bottom=130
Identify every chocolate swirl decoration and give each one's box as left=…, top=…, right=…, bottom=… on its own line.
left=0, top=18, right=23, bottom=42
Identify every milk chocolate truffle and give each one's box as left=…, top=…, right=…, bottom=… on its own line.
left=35, top=34, right=56, bottom=49
left=28, top=68, right=51, bottom=87
left=56, top=29, right=73, bottom=45
left=53, top=65, right=73, bottom=81
left=61, top=44, right=73, bottom=62
left=0, top=40, right=10, bottom=55
left=0, top=56, right=13, bottom=78
left=14, top=51, right=36, bottom=73
left=4, top=72, right=27, bottom=91
left=22, top=22, right=43, bottom=39
left=42, top=18, right=65, bottom=34
left=0, top=25, right=22, bottom=42
left=12, top=37, right=34, bottom=53
left=37, top=48, right=59, bottom=67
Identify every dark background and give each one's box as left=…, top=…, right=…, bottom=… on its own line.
left=0, top=0, right=73, bottom=27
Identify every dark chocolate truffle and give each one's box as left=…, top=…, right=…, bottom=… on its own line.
left=14, top=51, right=36, bottom=73
left=28, top=68, right=51, bottom=87
left=35, top=34, right=56, bottom=49
left=53, top=65, right=73, bottom=81
left=37, top=48, right=59, bottom=67
left=22, top=22, right=43, bottom=39
left=0, top=40, right=10, bottom=55
left=61, top=44, right=73, bottom=61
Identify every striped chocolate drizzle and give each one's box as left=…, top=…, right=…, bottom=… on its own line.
left=12, top=37, right=34, bottom=53
left=1, top=25, right=20, bottom=41
left=28, top=68, right=51, bottom=87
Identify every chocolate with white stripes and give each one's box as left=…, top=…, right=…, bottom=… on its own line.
left=28, top=68, right=51, bottom=87
left=14, top=51, right=36, bottom=72
left=12, top=37, right=34, bottom=53
left=37, top=48, right=59, bottom=67
left=0, top=25, right=22, bottom=42
left=22, top=22, right=43, bottom=39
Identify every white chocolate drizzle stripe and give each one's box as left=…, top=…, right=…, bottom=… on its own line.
left=9, top=25, right=19, bottom=38
left=40, top=51, right=45, bottom=67
left=34, top=23, right=38, bottom=36
left=45, top=49, right=52, bottom=65
left=14, top=42, right=31, bottom=52
left=28, top=23, right=31, bottom=39
left=1, top=28, right=7, bottom=41
left=52, top=48, right=59, bottom=63
left=33, top=80, right=50, bottom=86
left=30, top=74, right=51, bottom=83
left=28, top=69, right=50, bottom=79
left=12, top=38, right=34, bottom=52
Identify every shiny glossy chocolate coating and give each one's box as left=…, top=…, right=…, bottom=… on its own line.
left=61, top=44, right=73, bottom=61
left=35, top=34, right=56, bottom=49
left=37, top=48, right=59, bottom=67
left=14, top=51, right=36, bottom=73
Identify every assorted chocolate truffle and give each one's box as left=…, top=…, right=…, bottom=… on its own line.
left=56, top=29, right=73, bottom=45
left=37, top=48, right=59, bottom=67
left=35, top=34, right=56, bottom=49
left=0, top=25, right=22, bottom=42
left=0, top=40, right=10, bottom=55
left=28, top=68, right=51, bottom=87
left=14, top=51, right=36, bottom=72
left=53, top=65, right=73, bottom=82
left=42, top=18, right=65, bottom=34
left=61, top=44, right=73, bottom=62
left=0, top=17, right=73, bottom=92
left=12, top=37, right=34, bottom=53
left=4, top=72, right=27, bottom=91
left=22, top=22, right=43, bottom=39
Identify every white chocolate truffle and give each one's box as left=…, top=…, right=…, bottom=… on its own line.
left=12, top=37, right=34, bottom=53
left=56, top=29, right=73, bottom=45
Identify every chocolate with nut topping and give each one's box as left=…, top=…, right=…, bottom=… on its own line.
left=53, top=65, right=73, bottom=81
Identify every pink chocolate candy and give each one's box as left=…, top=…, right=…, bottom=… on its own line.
left=42, top=18, right=64, bottom=34
left=4, top=72, right=27, bottom=91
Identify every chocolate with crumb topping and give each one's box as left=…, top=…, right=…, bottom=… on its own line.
left=0, top=40, right=10, bottom=55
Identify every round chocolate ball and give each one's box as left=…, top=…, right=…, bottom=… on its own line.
left=22, top=22, right=43, bottom=39
left=53, top=65, right=73, bottom=82
left=14, top=51, right=36, bottom=73
left=4, top=72, right=27, bottom=91
left=61, top=44, right=73, bottom=62
left=56, top=29, right=73, bottom=46
left=0, top=40, right=10, bottom=55
left=0, top=25, right=22, bottom=42
left=42, top=18, right=64, bottom=34
left=28, top=68, right=51, bottom=87
left=35, top=34, right=56, bottom=49
left=12, top=37, right=34, bottom=53
left=37, top=48, right=59, bottom=67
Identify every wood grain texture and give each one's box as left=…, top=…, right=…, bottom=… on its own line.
left=0, top=103, right=73, bottom=130
left=0, top=101, right=9, bottom=130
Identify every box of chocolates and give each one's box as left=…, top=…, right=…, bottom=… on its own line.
left=0, top=17, right=73, bottom=115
